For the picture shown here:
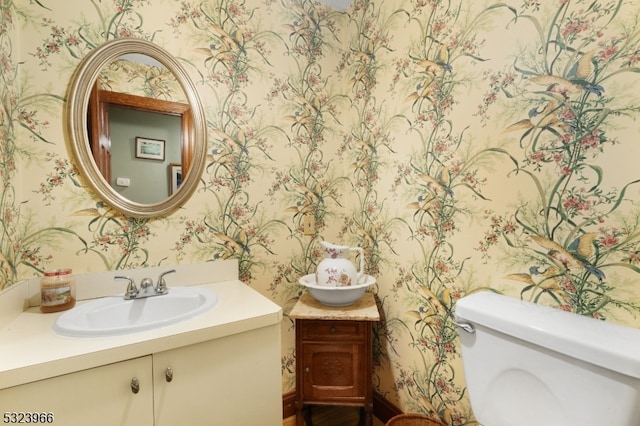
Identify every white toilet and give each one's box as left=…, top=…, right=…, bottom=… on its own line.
left=454, top=291, right=640, bottom=426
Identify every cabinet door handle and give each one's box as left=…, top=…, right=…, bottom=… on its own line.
left=165, top=367, right=173, bottom=382
left=330, top=326, right=336, bottom=333
left=130, top=377, right=140, bottom=394
left=304, top=367, right=310, bottom=373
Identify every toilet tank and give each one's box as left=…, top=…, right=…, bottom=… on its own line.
left=455, top=291, right=640, bottom=426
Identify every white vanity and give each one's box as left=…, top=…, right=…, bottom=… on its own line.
left=0, top=260, right=283, bottom=426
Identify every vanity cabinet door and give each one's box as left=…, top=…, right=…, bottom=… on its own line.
left=153, top=323, right=282, bottom=426
left=0, top=356, right=153, bottom=426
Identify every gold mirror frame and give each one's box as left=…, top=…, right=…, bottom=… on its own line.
left=67, top=38, right=207, bottom=218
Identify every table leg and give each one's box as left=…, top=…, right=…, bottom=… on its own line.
left=295, top=399, right=304, bottom=426
left=303, top=405, right=313, bottom=426
left=360, top=404, right=373, bottom=426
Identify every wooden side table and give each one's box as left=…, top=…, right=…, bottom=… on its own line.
left=290, top=291, right=380, bottom=426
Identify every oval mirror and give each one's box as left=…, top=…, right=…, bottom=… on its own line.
left=67, top=38, right=207, bottom=218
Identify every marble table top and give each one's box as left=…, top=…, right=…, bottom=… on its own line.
left=290, top=291, right=380, bottom=321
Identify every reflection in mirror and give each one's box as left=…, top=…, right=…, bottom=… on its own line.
left=108, top=106, right=181, bottom=203
left=88, top=74, right=193, bottom=204
left=67, top=38, right=207, bottom=218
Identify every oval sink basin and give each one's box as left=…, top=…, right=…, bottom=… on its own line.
left=53, top=286, right=218, bottom=337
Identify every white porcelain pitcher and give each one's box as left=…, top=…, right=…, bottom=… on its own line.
left=315, top=241, right=365, bottom=287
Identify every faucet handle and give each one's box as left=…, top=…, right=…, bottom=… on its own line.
left=156, top=269, right=176, bottom=294
left=115, top=276, right=138, bottom=299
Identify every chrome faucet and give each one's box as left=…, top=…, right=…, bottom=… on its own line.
left=155, top=269, right=175, bottom=295
left=115, top=269, right=176, bottom=300
left=114, top=276, right=138, bottom=299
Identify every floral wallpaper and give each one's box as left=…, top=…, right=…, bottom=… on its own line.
left=3, top=0, right=640, bottom=424
left=100, top=58, right=187, bottom=102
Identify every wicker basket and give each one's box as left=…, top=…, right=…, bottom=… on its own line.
left=385, top=413, right=444, bottom=426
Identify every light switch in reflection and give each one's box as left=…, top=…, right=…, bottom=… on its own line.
left=116, top=177, right=130, bottom=187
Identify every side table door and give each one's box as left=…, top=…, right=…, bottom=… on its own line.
left=299, top=319, right=370, bottom=404
left=301, top=341, right=367, bottom=403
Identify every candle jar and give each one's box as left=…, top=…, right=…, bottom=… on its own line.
left=40, top=269, right=76, bottom=313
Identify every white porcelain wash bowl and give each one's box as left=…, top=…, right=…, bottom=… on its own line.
left=53, top=286, right=218, bottom=337
left=299, top=274, right=376, bottom=306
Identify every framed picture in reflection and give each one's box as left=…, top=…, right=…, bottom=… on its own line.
left=168, top=163, right=182, bottom=195
left=135, top=137, right=165, bottom=161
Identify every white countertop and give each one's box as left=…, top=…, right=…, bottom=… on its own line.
left=0, top=261, right=282, bottom=390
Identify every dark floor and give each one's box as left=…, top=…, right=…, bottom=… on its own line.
left=283, top=405, right=385, bottom=426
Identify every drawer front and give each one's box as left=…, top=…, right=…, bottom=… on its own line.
left=301, top=342, right=366, bottom=402
left=300, top=320, right=367, bottom=341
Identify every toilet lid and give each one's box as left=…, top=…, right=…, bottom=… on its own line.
left=455, top=291, right=640, bottom=378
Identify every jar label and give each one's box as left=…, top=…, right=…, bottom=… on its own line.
left=41, top=284, right=73, bottom=307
